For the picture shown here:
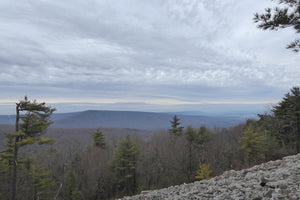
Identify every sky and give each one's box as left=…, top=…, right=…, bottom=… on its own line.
left=0, top=0, right=299, bottom=115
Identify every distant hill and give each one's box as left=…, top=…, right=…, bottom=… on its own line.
left=0, top=110, right=248, bottom=130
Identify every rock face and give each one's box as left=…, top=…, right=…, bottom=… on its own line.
left=120, top=154, right=300, bottom=200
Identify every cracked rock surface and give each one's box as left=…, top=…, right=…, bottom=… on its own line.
left=120, top=154, right=300, bottom=200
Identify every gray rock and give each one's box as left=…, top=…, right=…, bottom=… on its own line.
left=119, top=154, right=300, bottom=200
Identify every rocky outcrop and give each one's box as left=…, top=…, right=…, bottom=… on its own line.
left=120, top=154, right=300, bottom=200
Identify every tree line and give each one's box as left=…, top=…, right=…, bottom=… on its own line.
left=0, top=87, right=299, bottom=200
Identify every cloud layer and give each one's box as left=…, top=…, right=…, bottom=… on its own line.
left=0, top=0, right=299, bottom=113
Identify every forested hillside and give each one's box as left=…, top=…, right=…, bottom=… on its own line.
left=1, top=0, right=300, bottom=199
left=0, top=125, right=153, bottom=152
left=0, top=87, right=299, bottom=200
left=120, top=154, right=300, bottom=199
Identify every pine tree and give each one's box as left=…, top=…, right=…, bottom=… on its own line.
left=195, top=163, right=212, bottom=180
left=0, top=134, right=14, bottom=173
left=0, top=134, right=15, bottom=199
left=168, top=115, right=184, bottom=136
left=27, top=163, right=56, bottom=200
left=64, top=168, right=83, bottom=200
left=184, top=126, right=197, bottom=182
left=257, top=113, right=286, bottom=148
left=196, top=126, right=212, bottom=147
left=11, top=96, right=55, bottom=200
left=195, top=126, right=212, bottom=165
left=111, top=136, right=139, bottom=195
left=272, top=87, right=300, bottom=153
left=92, top=128, right=106, bottom=149
left=183, top=126, right=212, bottom=182
left=239, top=126, right=266, bottom=166
left=254, top=0, right=300, bottom=52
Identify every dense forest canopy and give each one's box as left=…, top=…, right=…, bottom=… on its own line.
left=0, top=87, right=299, bottom=199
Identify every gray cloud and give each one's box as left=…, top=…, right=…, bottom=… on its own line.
left=0, top=0, right=299, bottom=113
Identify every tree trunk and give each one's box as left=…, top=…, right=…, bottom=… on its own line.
left=54, top=183, right=62, bottom=200
left=11, top=104, right=20, bottom=200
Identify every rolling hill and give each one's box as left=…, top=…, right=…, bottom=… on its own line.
left=0, top=110, right=248, bottom=130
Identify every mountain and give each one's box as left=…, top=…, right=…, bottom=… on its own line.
left=0, top=115, right=15, bottom=125
left=0, top=110, right=248, bottom=130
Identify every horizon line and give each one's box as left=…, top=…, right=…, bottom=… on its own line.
left=0, top=98, right=278, bottom=106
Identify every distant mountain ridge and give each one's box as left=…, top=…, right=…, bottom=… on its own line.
left=0, top=110, right=248, bottom=130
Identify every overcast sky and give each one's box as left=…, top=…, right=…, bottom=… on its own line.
left=0, top=0, right=299, bottom=114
